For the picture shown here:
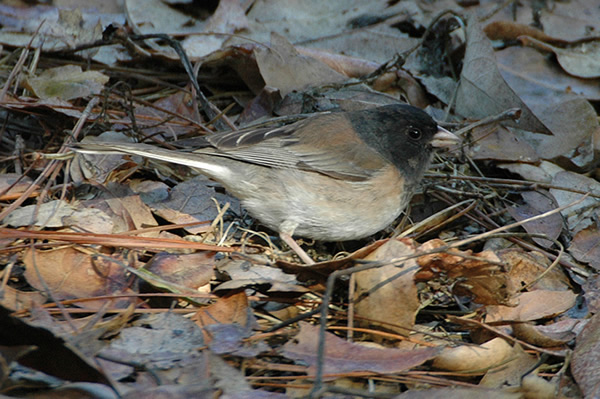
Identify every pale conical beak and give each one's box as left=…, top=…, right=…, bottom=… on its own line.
left=431, top=126, right=461, bottom=148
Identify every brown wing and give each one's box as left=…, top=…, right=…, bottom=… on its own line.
left=197, top=113, right=388, bottom=181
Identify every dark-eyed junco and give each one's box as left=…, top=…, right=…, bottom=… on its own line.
left=73, top=104, right=459, bottom=263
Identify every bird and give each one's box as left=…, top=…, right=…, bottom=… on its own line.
left=72, top=103, right=460, bottom=264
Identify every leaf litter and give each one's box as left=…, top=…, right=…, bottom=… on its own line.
left=0, top=0, right=599, bottom=398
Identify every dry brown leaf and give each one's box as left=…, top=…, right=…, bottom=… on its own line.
left=416, top=239, right=516, bottom=306
left=254, top=33, right=347, bottom=97
left=571, top=312, right=600, bottom=398
left=4, top=199, right=114, bottom=234
left=276, top=239, right=388, bottom=278
left=458, top=22, right=598, bottom=162
left=101, top=312, right=208, bottom=386
left=23, top=248, right=134, bottom=309
left=432, top=338, right=513, bottom=372
left=550, top=171, right=600, bottom=233
left=282, top=322, right=440, bottom=375
left=6, top=185, right=158, bottom=236
left=484, top=20, right=568, bottom=45
left=496, top=45, right=600, bottom=102
left=499, top=249, right=571, bottom=292
left=541, top=2, right=599, bottom=40
left=0, top=6, right=103, bottom=53
left=237, top=86, right=281, bottom=125
left=143, top=175, right=241, bottom=235
left=485, top=290, right=577, bottom=323
left=100, top=188, right=160, bottom=237
left=125, top=0, right=209, bottom=58
left=520, top=36, right=600, bottom=79
left=512, top=318, right=582, bottom=348
left=354, top=239, right=419, bottom=336
left=0, top=305, right=112, bottom=385
left=479, top=344, right=539, bottom=388
left=0, top=285, right=46, bottom=312
left=24, top=65, right=108, bottom=101
left=455, top=22, right=550, bottom=135
left=235, top=0, right=425, bottom=50
left=497, top=161, right=565, bottom=184
left=495, top=46, right=599, bottom=162
left=482, top=0, right=600, bottom=42
left=535, top=0, right=600, bottom=41
left=182, top=0, right=250, bottom=59
left=145, top=252, right=216, bottom=291
left=214, top=257, right=305, bottom=294
left=569, top=225, right=600, bottom=270
left=396, top=387, right=521, bottom=399
left=131, top=90, right=201, bottom=139
left=0, top=173, right=36, bottom=200
left=192, top=293, right=266, bottom=357
left=506, top=191, right=563, bottom=249
left=192, top=292, right=254, bottom=340
left=583, top=275, right=600, bottom=314
left=299, top=27, right=418, bottom=66
left=70, top=131, right=141, bottom=185
left=466, top=124, right=538, bottom=162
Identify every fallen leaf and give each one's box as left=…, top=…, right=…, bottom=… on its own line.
left=572, top=312, right=600, bottom=398
left=215, top=257, right=304, bottom=294
left=192, top=292, right=256, bottom=341
left=432, top=337, right=513, bottom=372
left=70, top=131, right=141, bottom=185
left=467, top=124, right=538, bottom=162
left=0, top=6, right=104, bottom=53
left=416, top=239, right=517, bottom=306
left=500, top=249, right=571, bottom=292
left=485, top=290, right=577, bottom=322
left=204, top=323, right=269, bottom=357
left=583, top=275, right=600, bottom=314
left=144, top=175, right=240, bottom=235
left=102, top=312, right=207, bottom=378
left=484, top=20, right=568, bottom=45
left=550, top=171, right=600, bottom=233
left=0, top=305, right=111, bottom=385
left=482, top=0, right=600, bottom=42
left=145, top=252, right=216, bottom=291
left=4, top=199, right=114, bottom=234
left=282, top=323, right=440, bottom=375
left=183, top=0, right=249, bottom=59
left=23, top=248, right=134, bottom=309
left=495, top=45, right=600, bottom=102
left=0, top=173, right=36, bottom=199
left=512, top=318, right=582, bottom=348
left=479, top=344, right=539, bottom=388
left=496, top=46, right=599, bottom=161
left=497, top=160, right=565, bottom=184
left=569, top=225, right=600, bottom=270
left=455, top=22, right=550, bottom=134
left=520, top=35, right=600, bottom=78
left=396, top=387, right=521, bottom=399
left=353, top=239, right=420, bottom=336
left=254, top=33, right=347, bottom=97
left=506, top=190, right=563, bottom=249
left=25, top=65, right=109, bottom=101
left=0, top=285, right=46, bottom=312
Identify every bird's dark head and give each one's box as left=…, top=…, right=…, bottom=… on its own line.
left=348, top=104, right=459, bottom=183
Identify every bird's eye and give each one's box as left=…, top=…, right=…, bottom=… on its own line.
left=407, top=127, right=422, bottom=140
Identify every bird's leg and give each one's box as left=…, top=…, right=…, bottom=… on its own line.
left=280, top=232, right=315, bottom=265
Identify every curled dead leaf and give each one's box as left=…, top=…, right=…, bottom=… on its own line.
left=416, top=239, right=517, bottom=306
left=432, top=338, right=513, bottom=372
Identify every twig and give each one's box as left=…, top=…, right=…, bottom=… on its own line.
left=451, top=194, right=588, bottom=248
